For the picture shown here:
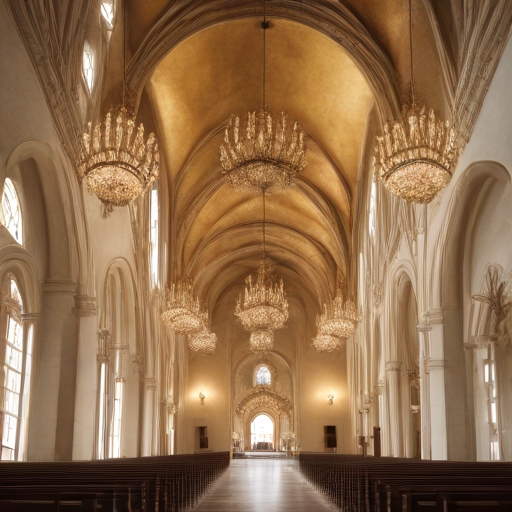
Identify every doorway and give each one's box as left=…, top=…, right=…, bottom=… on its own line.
left=251, top=414, right=274, bottom=451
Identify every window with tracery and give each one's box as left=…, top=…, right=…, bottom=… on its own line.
left=1, top=276, right=32, bottom=461
left=256, top=366, right=271, bottom=386
left=1, top=178, right=23, bottom=244
left=83, top=49, right=94, bottom=92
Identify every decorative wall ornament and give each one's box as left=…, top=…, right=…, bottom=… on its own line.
left=220, top=110, right=307, bottom=193
left=235, top=387, right=292, bottom=417
left=374, top=0, right=462, bottom=204
left=473, top=266, right=512, bottom=339
left=3, top=293, right=22, bottom=325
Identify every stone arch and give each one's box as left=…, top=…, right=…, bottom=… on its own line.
left=3, top=141, right=82, bottom=288
left=126, top=1, right=400, bottom=121
left=434, top=161, right=511, bottom=461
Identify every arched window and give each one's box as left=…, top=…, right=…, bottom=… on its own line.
left=101, top=1, right=115, bottom=27
left=83, top=47, right=94, bottom=93
left=1, top=178, right=23, bottom=244
left=1, top=276, right=33, bottom=460
left=256, top=366, right=271, bottom=386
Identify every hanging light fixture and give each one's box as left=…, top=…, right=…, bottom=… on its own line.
left=373, top=0, right=462, bottom=204
left=161, top=281, right=206, bottom=335
left=188, top=328, right=217, bottom=355
left=235, top=195, right=289, bottom=355
left=220, top=0, right=307, bottom=193
left=313, top=334, right=342, bottom=353
left=317, top=288, right=358, bottom=338
left=228, top=1, right=290, bottom=355
left=78, top=0, right=159, bottom=216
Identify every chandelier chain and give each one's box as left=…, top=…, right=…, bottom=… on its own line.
left=409, top=0, right=415, bottom=104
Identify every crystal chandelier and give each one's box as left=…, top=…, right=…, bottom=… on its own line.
left=235, top=259, right=288, bottom=332
left=317, top=288, right=358, bottom=339
left=161, top=281, right=206, bottom=335
left=79, top=108, right=159, bottom=214
left=373, top=0, right=462, bottom=204
left=249, top=329, right=274, bottom=355
left=188, top=328, right=217, bottom=355
left=313, top=334, right=342, bottom=353
left=220, top=110, right=306, bottom=193
left=220, top=1, right=306, bottom=194
left=78, top=0, right=159, bottom=216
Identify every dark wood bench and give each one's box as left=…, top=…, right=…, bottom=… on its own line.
left=299, top=453, right=512, bottom=511
left=0, top=452, right=230, bottom=511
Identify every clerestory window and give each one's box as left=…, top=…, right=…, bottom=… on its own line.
left=1, top=178, right=23, bottom=244
left=256, top=366, right=271, bottom=386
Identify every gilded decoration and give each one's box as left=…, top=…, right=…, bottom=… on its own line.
left=235, top=387, right=292, bottom=418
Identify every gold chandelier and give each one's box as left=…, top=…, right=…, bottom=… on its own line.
left=220, top=110, right=306, bottom=193
left=220, top=1, right=306, bottom=194
left=79, top=108, right=159, bottom=214
left=316, top=288, right=358, bottom=339
left=188, top=328, right=217, bottom=355
left=78, top=0, right=159, bottom=216
left=235, top=258, right=288, bottom=332
left=374, top=0, right=462, bottom=204
left=313, top=334, right=342, bottom=353
left=161, top=281, right=206, bottom=335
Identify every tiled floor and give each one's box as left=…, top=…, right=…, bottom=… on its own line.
left=192, top=458, right=333, bottom=511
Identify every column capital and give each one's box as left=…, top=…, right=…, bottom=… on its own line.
left=73, top=295, right=97, bottom=317
left=425, top=358, right=445, bottom=372
left=386, top=360, right=403, bottom=372
left=21, top=312, right=38, bottom=322
left=144, top=378, right=157, bottom=391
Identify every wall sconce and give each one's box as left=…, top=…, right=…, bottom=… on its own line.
left=199, top=392, right=205, bottom=407
left=328, top=394, right=334, bottom=406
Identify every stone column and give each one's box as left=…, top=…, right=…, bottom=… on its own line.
left=28, top=279, right=77, bottom=461
left=418, top=324, right=431, bottom=459
left=72, top=296, right=97, bottom=461
left=428, top=321, right=447, bottom=460
left=141, top=378, right=157, bottom=457
left=386, top=361, right=402, bottom=457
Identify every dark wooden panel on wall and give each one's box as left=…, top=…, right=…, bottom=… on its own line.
left=324, top=425, right=337, bottom=449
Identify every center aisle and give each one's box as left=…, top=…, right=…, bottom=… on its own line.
left=192, top=458, right=333, bottom=512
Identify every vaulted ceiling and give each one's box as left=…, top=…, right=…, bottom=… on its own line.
left=125, top=0, right=447, bottom=312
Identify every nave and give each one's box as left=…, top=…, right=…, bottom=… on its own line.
left=192, top=459, right=331, bottom=512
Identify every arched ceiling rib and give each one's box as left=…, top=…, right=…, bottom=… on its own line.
left=147, top=18, right=374, bottom=303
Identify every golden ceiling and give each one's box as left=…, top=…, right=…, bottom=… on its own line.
left=132, top=0, right=446, bottom=310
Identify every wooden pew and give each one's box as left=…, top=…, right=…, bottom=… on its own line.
left=299, top=453, right=512, bottom=511
left=0, top=452, right=230, bottom=511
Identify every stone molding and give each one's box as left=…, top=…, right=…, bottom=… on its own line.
left=385, top=360, right=403, bottom=372
left=73, top=295, right=97, bottom=317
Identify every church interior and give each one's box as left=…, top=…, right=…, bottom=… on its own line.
left=1, top=0, right=512, bottom=510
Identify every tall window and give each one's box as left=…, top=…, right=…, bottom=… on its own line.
left=101, top=1, right=115, bottom=27
left=149, top=186, right=159, bottom=285
left=256, top=366, right=271, bottom=386
left=1, top=178, right=23, bottom=244
left=83, top=49, right=94, bottom=92
left=368, top=180, right=376, bottom=236
left=484, top=344, right=499, bottom=460
left=1, top=277, right=32, bottom=461
left=109, top=378, right=124, bottom=458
